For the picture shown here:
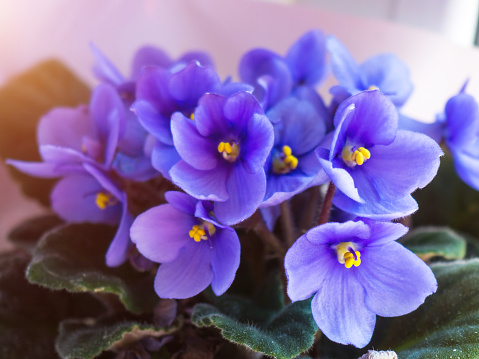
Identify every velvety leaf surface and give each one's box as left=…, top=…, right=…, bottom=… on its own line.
left=0, top=250, right=104, bottom=359
left=8, top=214, right=63, bottom=252
left=56, top=314, right=182, bottom=359
left=401, top=227, right=466, bottom=261
left=192, top=273, right=317, bottom=359
left=26, top=223, right=158, bottom=314
left=0, top=60, right=90, bottom=205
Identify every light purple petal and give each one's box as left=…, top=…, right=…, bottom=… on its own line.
left=210, top=229, right=241, bottom=295
left=106, top=204, right=133, bottom=267
left=90, top=43, right=125, bottom=86
left=445, top=92, right=479, bottom=148
left=359, top=218, right=408, bottom=247
left=165, top=191, right=197, bottom=215
left=151, top=140, right=181, bottom=180
left=360, top=241, right=437, bottom=317
left=177, top=51, right=214, bottom=69
left=214, top=164, right=266, bottom=225
left=154, top=242, right=213, bottom=299
left=240, top=113, right=274, bottom=174
left=363, top=130, right=443, bottom=200
left=262, top=173, right=315, bottom=207
left=305, top=220, right=370, bottom=246
left=312, top=267, right=376, bottom=348
left=131, top=46, right=172, bottom=79
left=130, top=203, right=195, bottom=263
left=171, top=112, right=218, bottom=170
left=398, top=113, right=443, bottom=143
left=326, top=36, right=362, bottom=93
left=83, top=162, right=123, bottom=200
left=170, top=160, right=229, bottom=201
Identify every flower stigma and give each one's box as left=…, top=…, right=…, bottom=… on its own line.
left=341, top=146, right=370, bottom=167
left=218, top=141, right=240, bottom=162
left=272, top=145, right=298, bottom=174
left=189, top=221, right=216, bottom=242
left=95, top=191, right=118, bottom=210
left=335, top=242, right=361, bottom=269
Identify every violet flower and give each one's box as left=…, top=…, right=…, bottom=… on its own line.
left=284, top=218, right=437, bottom=348
left=130, top=191, right=240, bottom=299
left=316, top=90, right=442, bottom=220
left=169, top=91, right=274, bottom=225
left=327, top=35, right=413, bottom=108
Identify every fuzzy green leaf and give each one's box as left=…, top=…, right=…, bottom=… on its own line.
left=401, top=227, right=466, bottom=261
left=26, top=222, right=158, bottom=314
left=8, top=214, right=63, bottom=252
left=0, top=60, right=90, bottom=206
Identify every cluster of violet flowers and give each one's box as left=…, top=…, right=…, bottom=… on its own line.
left=10, top=29, right=479, bottom=348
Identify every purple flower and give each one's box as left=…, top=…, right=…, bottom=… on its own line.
left=169, top=91, right=274, bottom=225
left=327, top=35, right=413, bottom=108
left=316, top=90, right=442, bottom=220
left=284, top=219, right=437, bottom=348
left=239, top=30, right=327, bottom=110
left=130, top=191, right=240, bottom=299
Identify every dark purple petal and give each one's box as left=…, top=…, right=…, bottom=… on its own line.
left=170, top=160, right=229, bottom=201
left=285, top=29, right=327, bottom=86
left=360, top=241, right=437, bottom=317
left=151, top=141, right=181, bottom=180
left=285, top=234, right=335, bottom=301
left=194, top=94, right=229, bottom=137
left=37, top=106, right=92, bottom=150
left=445, top=92, right=479, bottom=148
left=131, top=46, right=172, bottom=79
left=326, top=36, right=363, bottom=94
left=165, top=191, right=197, bottom=216
left=360, top=54, right=413, bottom=107
left=210, top=229, right=241, bottom=295
left=130, top=203, right=195, bottom=263
left=338, top=90, right=398, bottom=147
left=214, top=164, right=266, bottom=225
left=240, top=113, right=274, bottom=174
left=90, top=43, right=124, bottom=86
left=154, top=242, right=213, bottom=299
left=305, top=221, right=370, bottom=246
left=333, top=191, right=418, bottom=221
left=168, top=62, right=221, bottom=114
left=106, top=204, right=133, bottom=267
left=224, top=91, right=264, bottom=138
left=171, top=112, right=218, bottom=170
left=51, top=174, right=121, bottom=225
left=363, top=130, right=443, bottom=200
left=312, top=267, right=376, bottom=348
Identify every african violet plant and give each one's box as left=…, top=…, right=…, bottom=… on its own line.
left=1, top=29, right=479, bottom=359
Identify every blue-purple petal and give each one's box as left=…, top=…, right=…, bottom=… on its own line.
left=240, top=113, right=274, bottom=174
left=210, top=229, right=241, bottom=295
left=165, top=191, right=197, bottom=216
left=131, top=46, right=172, bottom=79
left=105, top=204, right=133, bottom=267
left=131, top=100, right=173, bottom=146
left=445, top=92, right=479, bottom=148
left=151, top=140, right=181, bottom=180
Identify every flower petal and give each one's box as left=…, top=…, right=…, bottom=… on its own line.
left=151, top=140, right=181, bottom=180
left=306, top=220, right=370, bottom=246
left=194, top=93, right=229, bottom=137
left=445, top=92, right=479, bottom=148
left=90, top=43, right=124, bottom=86
left=131, top=99, right=173, bottom=146
left=326, top=36, right=362, bottom=94
left=240, top=113, right=274, bottom=174
left=360, top=241, right=437, bottom=317
left=165, top=191, right=197, bottom=216
left=224, top=91, right=264, bottom=138
left=210, top=229, right=241, bottom=296
left=131, top=46, right=172, bottom=79
left=130, top=203, right=195, bottom=263
left=105, top=204, right=133, bottom=267
left=154, top=242, right=213, bottom=299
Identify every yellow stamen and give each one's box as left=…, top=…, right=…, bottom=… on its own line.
left=336, top=242, right=361, bottom=268
left=368, top=85, right=379, bottom=91
left=218, top=141, right=240, bottom=162
left=341, top=146, right=371, bottom=167
left=190, top=113, right=195, bottom=121
left=95, top=191, right=118, bottom=210
left=273, top=145, right=299, bottom=174
left=188, top=221, right=216, bottom=242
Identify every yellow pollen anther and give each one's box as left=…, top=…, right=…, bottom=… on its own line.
left=342, top=146, right=371, bottom=167
left=273, top=145, right=299, bottom=174
left=336, top=242, right=361, bottom=269
left=218, top=141, right=240, bottom=162
left=95, top=192, right=118, bottom=210
left=189, top=113, right=195, bottom=121
left=368, top=85, right=379, bottom=91
left=189, top=222, right=216, bottom=242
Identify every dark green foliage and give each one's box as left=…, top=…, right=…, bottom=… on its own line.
left=8, top=214, right=63, bottom=252
left=26, top=223, right=158, bottom=314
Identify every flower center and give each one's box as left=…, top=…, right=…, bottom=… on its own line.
left=272, top=145, right=298, bottom=174
left=335, top=242, right=361, bottom=269
left=341, top=146, right=370, bottom=167
left=95, top=191, right=118, bottom=210
left=218, top=141, right=240, bottom=162
left=188, top=221, right=216, bottom=242
left=367, top=85, right=379, bottom=91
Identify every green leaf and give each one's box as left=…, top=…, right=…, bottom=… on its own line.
left=373, top=259, right=479, bottom=358
left=8, top=214, right=63, bottom=252
left=192, top=273, right=317, bottom=359
left=0, top=250, right=104, bottom=359
left=27, top=222, right=158, bottom=314
left=414, top=155, right=479, bottom=238
left=401, top=227, right=466, bottom=261
left=56, top=314, right=182, bottom=359
left=0, top=60, right=90, bottom=205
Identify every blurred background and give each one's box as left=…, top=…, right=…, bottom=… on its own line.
left=258, top=0, right=479, bottom=47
